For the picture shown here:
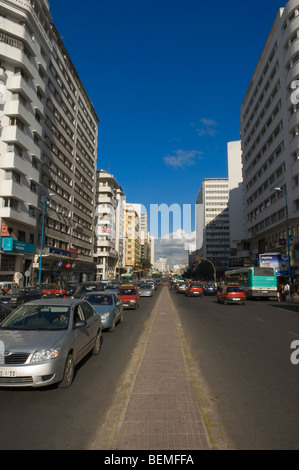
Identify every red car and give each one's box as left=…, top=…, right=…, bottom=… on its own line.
left=185, top=283, right=203, bottom=297
left=42, top=284, right=65, bottom=298
left=117, top=287, right=140, bottom=309
left=217, top=286, right=246, bottom=305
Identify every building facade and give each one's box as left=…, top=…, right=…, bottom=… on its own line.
left=94, top=169, right=126, bottom=280
left=195, top=178, right=230, bottom=276
left=0, top=0, right=99, bottom=284
left=124, top=203, right=140, bottom=274
left=240, top=0, right=299, bottom=279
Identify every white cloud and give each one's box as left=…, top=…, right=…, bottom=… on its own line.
left=163, top=149, right=202, bottom=168
left=154, top=230, right=196, bottom=268
left=195, top=118, right=217, bottom=137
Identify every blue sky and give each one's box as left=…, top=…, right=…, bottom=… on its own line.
left=49, top=0, right=285, bottom=264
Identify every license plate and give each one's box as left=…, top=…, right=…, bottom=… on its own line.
left=0, top=369, right=17, bottom=377
left=233, top=298, right=240, bottom=301
left=123, top=304, right=129, bottom=307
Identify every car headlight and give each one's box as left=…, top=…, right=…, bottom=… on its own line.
left=130, top=300, right=136, bottom=303
left=31, top=349, right=60, bottom=363
left=10, top=298, right=18, bottom=302
left=101, top=312, right=110, bottom=320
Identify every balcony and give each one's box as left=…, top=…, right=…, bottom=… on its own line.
left=7, top=74, right=34, bottom=103
left=0, top=207, right=36, bottom=227
left=1, top=152, right=39, bottom=180
left=0, top=180, right=38, bottom=207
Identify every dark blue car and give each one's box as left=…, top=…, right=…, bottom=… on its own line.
left=203, top=283, right=216, bottom=295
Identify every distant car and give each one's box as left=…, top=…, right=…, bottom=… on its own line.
left=176, top=282, right=187, bottom=294
left=72, top=281, right=105, bottom=298
left=117, top=287, right=140, bottom=309
left=81, top=291, right=124, bottom=332
left=0, top=287, right=42, bottom=309
left=64, top=281, right=79, bottom=296
left=0, top=301, right=12, bottom=322
left=0, top=298, right=103, bottom=388
left=185, top=283, right=203, bottom=297
left=217, top=286, right=246, bottom=305
left=203, top=283, right=216, bottom=295
left=138, top=284, right=153, bottom=297
left=41, top=284, right=59, bottom=298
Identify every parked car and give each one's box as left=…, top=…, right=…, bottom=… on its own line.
left=217, top=286, right=246, bottom=305
left=203, top=283, right=217, bottom=295
left=185, top=283, right=203, bottom=297
left=0, top=287, right=42, bottom=309
left=138, top=283, right=153, bottom=297
left=72, top=281, right=105, bottom=298
left=117, top=287, right=140, bottom=309
left=64, top=281, right=79, bottom=296
left=0, top=301, right=12, bottom=322
left=81, top=291, right=124, bottom=332
left=0, top=298, right=103, bottom=388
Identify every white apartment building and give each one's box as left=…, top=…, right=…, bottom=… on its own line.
left=124, top=203, right=140, bottom=274
left=227, top=141, right=245, bottom=253
left=0, top=0, right=99, bottom=284
left=154, top=257, right=169, bottom=274
left=240, top=0, right=299, bottom=277
left=195, top=178, right=230, bottom=275
left=94, top=170, right=126, bottom=280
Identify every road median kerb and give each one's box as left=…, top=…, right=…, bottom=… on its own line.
left=166, top=287, right=235, bottom=450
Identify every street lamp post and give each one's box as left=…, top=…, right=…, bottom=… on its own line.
left=275, top=186, right=291, bottom=283
left=38, top=194, right=54, bottom=285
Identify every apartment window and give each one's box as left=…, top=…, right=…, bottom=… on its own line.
left=7, top=143, right=23, bottom=157
left=3, top=198, right=18, bottom=210
left=5, top=170, right=21, bottom=184
left=9, top=117, right=24, bottom=131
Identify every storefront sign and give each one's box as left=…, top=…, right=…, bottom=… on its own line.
left=2, top=238, right=35, bottom=254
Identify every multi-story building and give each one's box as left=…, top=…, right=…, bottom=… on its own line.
left=94, top=169, right=126, bottom=280
left=240, top=0, right=299, bottom=279
left=124, top=203, right=140, bottom=274
left=0, top=0, right=99, bottom=284
left=195, top=178, right=230, bottom=276
left=154, top=257, right=169, bottom=274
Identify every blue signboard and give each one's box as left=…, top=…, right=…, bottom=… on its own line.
left=259, top=253, right=289, bottom=276
left=2, top=237, right=35, bottom=254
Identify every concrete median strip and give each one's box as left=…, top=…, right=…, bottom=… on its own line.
left=89, top=286, right=233, bottom=450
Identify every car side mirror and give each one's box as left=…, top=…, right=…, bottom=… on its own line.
left=75, top=320, right=87, bottom=328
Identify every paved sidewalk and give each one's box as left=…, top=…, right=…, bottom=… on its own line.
left=111, top=286, right=212, bottom=450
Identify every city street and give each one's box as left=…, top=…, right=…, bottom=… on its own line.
left=171, top=287, right=299, bottom=450
left=0, top=285, right=299, bottom=450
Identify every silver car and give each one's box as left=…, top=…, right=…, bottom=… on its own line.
left=0, top=298, right=103, bottom=388
left=81, top=291, right=124, bottom=332
left=138, top=284, right=153, bottom=297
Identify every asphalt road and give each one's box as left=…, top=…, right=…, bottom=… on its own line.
left=0, top=290, right=159, bottom=450
left=1, top=285, right=299, bottom=450
left=170, top=287, right=299, bottom=450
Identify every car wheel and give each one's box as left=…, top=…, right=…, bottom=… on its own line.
left=93, top=330, right=102, bottom=353
left=58, top=354, right=74, bottom=388
left=224, top=299, right=228, bottom=305
left=109, top=318, right=116, bottom=332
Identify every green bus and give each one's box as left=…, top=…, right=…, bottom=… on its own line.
left=224, top=267, right=277, bottom=299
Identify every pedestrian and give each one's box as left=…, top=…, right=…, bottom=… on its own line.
left=280, top=283, right=285, bottom=302
left=284, top=282, right=290, bottom=302
left=290, top=282, right=296, bottom=303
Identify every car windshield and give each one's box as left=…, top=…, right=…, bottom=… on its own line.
left=140, top=284, right=152, bottom=289
left=0, top=305, right=70, bottom=330
left=83, top=294, right=113, bottom=305
left=118, top=289, right=136, bottom=295
left=227, top=287, right=243, bottom=293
